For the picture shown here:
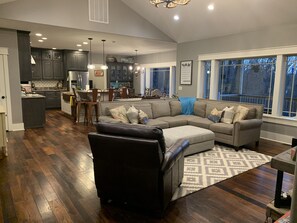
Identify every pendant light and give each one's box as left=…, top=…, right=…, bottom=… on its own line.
left=129, top=50, right=141, bottom=75
left=101, top=39, right=108, bottom=70
left=87, top=37, right=95, bottom=69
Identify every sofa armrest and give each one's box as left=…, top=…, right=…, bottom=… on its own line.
left=161, top=139, right=189, bottom=173
left=234, top=119, right=263, bottom=130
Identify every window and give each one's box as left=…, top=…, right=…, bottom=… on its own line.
left=283, top=56, right=297, bottom=117
left=218, top=57, right=276, bottom=114
left=150, top=67, right=170, bottom=96
left=203, top=61, right=211, bottom=99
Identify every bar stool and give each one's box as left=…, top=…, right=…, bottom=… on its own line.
left=72, top=88, right=88, bottom=123
left=85, top=89, right=99, bottom=125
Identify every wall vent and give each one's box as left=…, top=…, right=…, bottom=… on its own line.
left=89, top=0, right=109, bottom=24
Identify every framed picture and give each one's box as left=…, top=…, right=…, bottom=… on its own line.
left=94, top=70, right=104, bottom=77
left=180, top=60, right=193, bottom=85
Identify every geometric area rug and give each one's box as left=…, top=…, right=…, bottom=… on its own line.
left=171, top=145, right=272, bottom=201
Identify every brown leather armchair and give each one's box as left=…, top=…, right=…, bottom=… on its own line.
left=88, top=122, right=189, bottom=216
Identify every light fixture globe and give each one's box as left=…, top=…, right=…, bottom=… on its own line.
left=150, top=0, right=191, bottom=8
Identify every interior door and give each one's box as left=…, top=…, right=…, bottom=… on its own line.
left=0, top=55, right=8, bottom=129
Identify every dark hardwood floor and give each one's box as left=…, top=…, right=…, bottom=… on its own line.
left=0, top=110, right=294, bottom=223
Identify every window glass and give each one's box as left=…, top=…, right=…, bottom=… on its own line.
left=150, top=67, right=170, bottom=96
left=283, top=56, right=297, bottom=117
left=218, top=57, right=276, bottom=114
left=203, top=61, right=211, bottom=99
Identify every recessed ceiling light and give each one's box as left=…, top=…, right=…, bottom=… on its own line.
left=77, top=44, right=82, bottom=47
left=83, top=42, right=88, bottom=45
left=78, top=49, right=83, bottom=51
left=208, top=4, right=214, bottom=11
left=35, top=33, right=42, bottom=37
left=173, top=15, right=180, bottom=21
left=52, top=48, right=57, bottom=50
left=38, top=39, right=44, bottom=42
left=42, top=37, right=47, bottom=40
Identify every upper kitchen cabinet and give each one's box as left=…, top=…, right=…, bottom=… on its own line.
left=64, top=51, right=88, bottom=71
left=17, top=31, right=32, bottom=82
left=31, top=48, right=42, bottom=80
left=31, top=48, right=64, bottom=80
left=107, top=62, right=134, bottom=89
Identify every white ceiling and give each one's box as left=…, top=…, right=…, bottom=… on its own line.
left=1, top=0, right=297, bottom=56
left=122, top=0, right=297, bottom=43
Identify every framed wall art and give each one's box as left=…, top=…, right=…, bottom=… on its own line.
left=180, top=60, right=192, bottom=85
left=94, top=70, right=104, bottom=77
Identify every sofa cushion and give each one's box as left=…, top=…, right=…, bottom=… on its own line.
left=169, top=101, right=182, bottom=116
left=109, top=105, right=129, bottom=123
left=174, top=115, right=197, bottom=122
left=139, top=110, right=149, bottom=124
left=221, top=106, right=235, bottom=124
left=133, top=103, right=153, bottom=119
left=209, top=123, right=233, bottom=135
left=157, top=116, right=188, bottom=127
left=194, top=101, right=206, bottom=118
left=126, top=106, right=139, bottom=124
left=233, top=105, right=249, bottom=123
left=99, top=116, right=122, bottom=123
left=146, top=119, right=170, bottom=129
left=188, top=117, right=214, bottom=129
left=151, top=101, right=171, bottom=118
left=246, top=107, right=257, bottom=120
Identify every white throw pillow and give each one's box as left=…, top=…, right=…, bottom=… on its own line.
left=233, top=105, right=249, bottom=123
left=109, top=105, right=129, bottom=123
left=126, top=106, right=139, bottom=124
left=221, top=106, right=235, bottom=124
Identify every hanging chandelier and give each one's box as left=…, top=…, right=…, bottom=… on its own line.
left=149, top=0, right=191, bottom=8
left=129, top=50, right=141, bottom=76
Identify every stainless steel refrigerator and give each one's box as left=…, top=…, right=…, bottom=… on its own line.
left=67, top=71, right=89, bottom=91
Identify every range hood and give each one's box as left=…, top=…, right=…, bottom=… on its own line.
left=31, top=55, right=36, bottom=64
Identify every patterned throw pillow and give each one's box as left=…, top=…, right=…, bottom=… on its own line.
left=210, top=108, right=223, bottom=117
left=109, top=105, right=129, bottom=123
left=221, top=106, right=235, bottom=124
left=233, top=105, right=249, bottom=123
left=207, top=114, right=221, bottom=123
left=139, top=110, right=149, bottom=124
left=126, top=106, right=139, bottom=124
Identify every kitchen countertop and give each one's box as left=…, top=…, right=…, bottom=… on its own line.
left=22, top=93, right=46, bottom=99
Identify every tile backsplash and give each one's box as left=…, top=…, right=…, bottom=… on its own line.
left=31, top=80, right=61, bottom=88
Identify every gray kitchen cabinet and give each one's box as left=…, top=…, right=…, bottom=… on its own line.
left=31, top=48, right=64, bottom=80
left=31, top=48, right=42, bottom=80
left=34, top=90, right=61, bottom=109
left=107, top=62, right=134, bottom=89
left=22, top=97, right=46, bottom=129
left=64, top=50, right=88, bottom=71
left=17, top=30, right=32, bottom=82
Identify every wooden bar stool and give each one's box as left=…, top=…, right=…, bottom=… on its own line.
left=85, top=89, right=99, bottom=125
left=72, top=88, right=88, bottom=123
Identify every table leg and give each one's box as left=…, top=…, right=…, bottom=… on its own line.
left=274, top=170, right=283, bottom=208
left=274, top=170, right=291, bottom=208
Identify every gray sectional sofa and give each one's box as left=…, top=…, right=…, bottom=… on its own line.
left=98, top=98, right=263, bottom=149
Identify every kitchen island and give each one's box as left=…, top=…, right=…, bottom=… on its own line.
left=22, top=94, right=46, bottom=129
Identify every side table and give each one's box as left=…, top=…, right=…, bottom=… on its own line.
left=271, top=149, right=295, bottom=208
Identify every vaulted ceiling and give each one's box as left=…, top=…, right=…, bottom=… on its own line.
left=0, top=0, right=297, bottom=56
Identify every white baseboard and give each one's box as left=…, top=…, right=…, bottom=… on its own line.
left=260, top=130, right=292, bottom=145
left=11, top=123, right=24, bottom=131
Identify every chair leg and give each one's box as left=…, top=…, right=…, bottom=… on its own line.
left=94, top=104, right=99, bottom=122
left=77, top=103, right=80, bottom=123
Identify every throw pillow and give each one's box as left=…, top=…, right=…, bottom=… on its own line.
left=126, top=106, right=139, bottom=124
left=246, top=107, right=257, bottom=120
left=109, top=105, right=129, bottom=123
left=210, top=108, right=223, bottom=117
left=139, top=110, right=149, bottom=124
left=207, top=114, right=221, bottom=123
left=233, top=105, right=249, bottom=123
left=221, top=106, right=235, bottom=124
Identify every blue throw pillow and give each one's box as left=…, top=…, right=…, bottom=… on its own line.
left=179, top=97, right=196, bottom=115
left=208, top=114, right=221, bottom=123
